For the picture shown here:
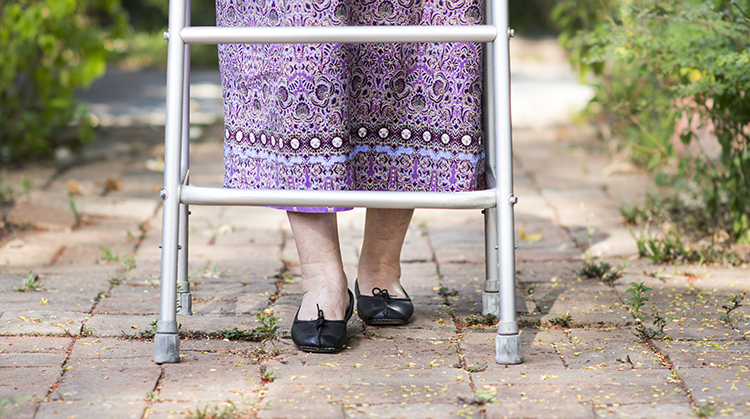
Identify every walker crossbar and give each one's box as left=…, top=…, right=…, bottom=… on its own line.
left=180, top=25, right=498, bottom=44
left=181, top=186, right=498, bottom=209
left=156, top=0, right=521, bottom=365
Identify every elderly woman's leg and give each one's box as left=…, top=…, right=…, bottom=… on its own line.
left=357, top=208, right=414, bottom=295
left=356, top=208, right=415, bottom=325
left=287, top=211, right=349, bottom=320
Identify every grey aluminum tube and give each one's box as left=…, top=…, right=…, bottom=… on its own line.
left=492, top=2, right=518, bottom=335
left=181, top=25, right=497, bottom=45
left=157, top=0, right=186, bottom=335
left=181, top=185, right=496, bottom=209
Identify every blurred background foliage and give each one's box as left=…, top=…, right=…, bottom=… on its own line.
left=0, top=0, right=126, bottom=164
left=552, top=0, right=750, bottom=248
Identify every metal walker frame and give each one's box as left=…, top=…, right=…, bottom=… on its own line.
left=155, top=0, right=522, bottom=364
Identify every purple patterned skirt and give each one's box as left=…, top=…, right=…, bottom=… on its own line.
left=217, top=0, right=485, bottom=212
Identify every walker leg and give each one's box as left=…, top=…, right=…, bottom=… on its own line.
left=483, top=209, right=499, bottom=317
left=155, top=0, right=189, bottom=364
left=177, top=203, right=192, bottom=316
left=490, top=0, right=521, bottom=364
left=176, top=18, right=193, bottom=316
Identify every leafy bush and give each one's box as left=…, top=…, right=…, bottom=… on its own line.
left=0, top=0, right=126, bottom=164
left=553, top=0, right=750, bottom=244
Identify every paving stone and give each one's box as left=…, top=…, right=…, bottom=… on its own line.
left=676, top=367, right=750, bottom=405
left=517, top=260, right=587, bottom=283
left=652, top=340, right=750, bottom=370
left=621, top=285, right=746, bottom=341
left=68, top=337, right=154, bottom=360
left=484, top=400, right=595, bottom=419
left=0, top=352, right=68, bottom=367
left=0, top=399, right=36, bottom=419
left=345, top=403, right=482, bottom=419
left=400, top=229, right=434, bottom=263
left=83, top=314, right=161, bottom=338
left=0, top=336, right=72, bottom=352
left=524, top=285, right=631, bottom=328
left=459, top=330, right=564, bottom=371
left=0, top=366, right=62, bottom=400
left=160, top=362, right=261, bottom=402
left=593, top=403, right=694, bottom=418
left=361, top=305, right=458, bottom=341
left=428, top=228, right=485, bottom=263
left=35, top=399, right=148, bottom=419
left=560, top=329, right=668, bottom=370
left=49, top=362, right=161, bottom=401
left=262, top=364, right=474, bottom=405
left=0, top=291, right=101, bottom=313
left=96, top=284, right=161, bottom=315
left=6, top=201, right=77, bottom=231
left=0, top=232, right=65, bottom=268
left=72, top=196, right=160, bottom=222
left=0, top=311, right=90, bottom=337
left=257, top=400, right=345, bottom=419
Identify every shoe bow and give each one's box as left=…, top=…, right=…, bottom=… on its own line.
left=371, top=287, right=392, bottom=303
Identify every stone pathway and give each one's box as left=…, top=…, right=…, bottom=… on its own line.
left=1, top=39, right=749, bottom=419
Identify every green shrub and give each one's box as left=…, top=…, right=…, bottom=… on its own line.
left=0, top=0, right=126, bottom=164
left=553, top=0, right=750, bottom=244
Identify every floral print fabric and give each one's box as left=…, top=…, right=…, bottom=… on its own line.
left=217, top=0, right=485, bottom=212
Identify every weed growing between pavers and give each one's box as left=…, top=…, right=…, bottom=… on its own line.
left=12, top=270, right=44, bottom=292
left=719, top=291, right=746, bottom=329
left=0, top=171, right=32, bottom=205
left=463, top=313, right=497, bottom=328
left=694, top=403, right=715, bottom=418
left=624, top=282, right=667, bottom=340
left=186, top=399, right=249, bottom=419
left=216, top=310, right=281, bottom=362
left=579, top=260, right=624, bottom=285
left=548, top=312, right=573, bottom=328
left=0, top=394, right=29, bottom=418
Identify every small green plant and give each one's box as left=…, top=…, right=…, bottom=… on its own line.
left=138, top=319, right=158, bottom=339
left=0, top=172, right=32, bottom=205
left=67, top=193, right=82, bottom=227
left=81, top=326, right=94, bottom=337
left=625, top=282, right=651, bottom=321
left=261, top=370, right=275, bottom=383
left=580, top=260, right=624, bottom=285
left=693, top=403, right=715, bottom=418
left=122, top=255, right=136, bottom=271
left=464, top=314, right=497, bottom=327
left=216, top=310, right=280, bottom=342
left=458, top=391, right=497, bottom=405
left=0, top=394, right=29, bottom=418
left=465, top=363, right=488, bottom=373
left=633, top=230, right=690, bottom=264
left=719, top=292, right=746, bottom=326
left=548, top=312, right=573, bottom=328
left=186, top=401, right=241, bottom=419
left=253, top=310, right=280, bottom=340
left=625, top=282, right=666, bottom=340
left=144, top=391, right=158, bottom=400
left=217, top=328, right=255, bottom=341
left=436, top=286, right=459, bottom=297
left=13, top=271, right=43, bottom=292
left=98, top=245, right=120, bottom=263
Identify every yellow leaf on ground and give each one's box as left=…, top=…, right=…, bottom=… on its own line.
left=519, top=228, right=543, bottom=242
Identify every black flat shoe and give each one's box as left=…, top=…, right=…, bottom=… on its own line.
left=291, top=289, right=354, bottom=353
left=355, top=279, right=414, bottom=326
